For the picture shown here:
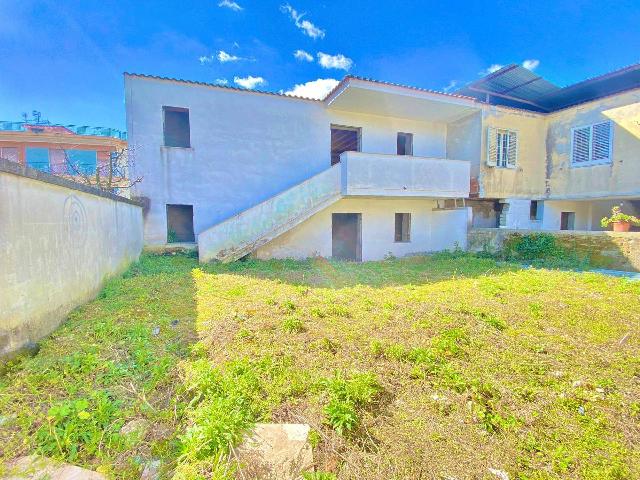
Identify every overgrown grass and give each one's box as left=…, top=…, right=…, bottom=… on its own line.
left=1, top=252, right=639, bottom=479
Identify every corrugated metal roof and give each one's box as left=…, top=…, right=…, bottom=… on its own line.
left=457, top=63, right=640, bottom=112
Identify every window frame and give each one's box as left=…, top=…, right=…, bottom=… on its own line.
left=394, top=212, right=411, bottom=243
left=0, top=146, right=19, bottom=163
left=26, top=147, right=51, bottom=173
left=486, top=127, right=518, bottom=169
left=162, top=106, right=191, bottom=148
left=570, top=121, right=612, bottom=168
left=330, top=124, right=361, bottom=165
left=396, top=132, right=414, bottom=156
left=530, top=200, right=543, bottom=221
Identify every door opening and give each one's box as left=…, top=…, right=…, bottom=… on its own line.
left=330, top=125, right=361, bottom=165
left=166, top=204, right=195, bottom=242
left=332, top=213, right=362, bottom=261
left=560, top=211, right=575, bottom=230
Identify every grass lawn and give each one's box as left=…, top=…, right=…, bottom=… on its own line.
left=0, top=252, right=638, bottom=479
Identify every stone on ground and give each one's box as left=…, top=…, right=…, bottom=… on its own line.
left=235, top=423, right=313, bottom=480
left=140, top=459, right=161, bottom=480
left=3, top=455, right=106, bottom=479
left=120, top=418, right=150, bottom=439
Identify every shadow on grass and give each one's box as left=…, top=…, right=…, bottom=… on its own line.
left=127, top=250, right=519, bottom=289
left=0, top=252, right=200, bottom=477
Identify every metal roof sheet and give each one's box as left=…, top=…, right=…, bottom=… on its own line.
left=457, top=63, right=640, bottom=112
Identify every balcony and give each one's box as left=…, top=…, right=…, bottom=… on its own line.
left=339, top=151, right=470, bottom=198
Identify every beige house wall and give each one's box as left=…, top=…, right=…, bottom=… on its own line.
left=477, top=106, right=547, bottom=199
left=473, top=89, right=640, bottom=201
left=546, top=89, right=640, bottom=199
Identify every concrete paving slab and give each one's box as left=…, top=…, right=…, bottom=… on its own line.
left=235, top=423, right=313, bottom=480
left=3, top=455, right=106, bottom=480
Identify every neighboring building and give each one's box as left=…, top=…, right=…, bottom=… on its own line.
left=124, top=63, right=640, bottom=262
left=457, top=63, right=640, bottom=231
left=0, top=120, right=128, bottom=191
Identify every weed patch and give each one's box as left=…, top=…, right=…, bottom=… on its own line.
left=1, top=252, right=638, bottom=479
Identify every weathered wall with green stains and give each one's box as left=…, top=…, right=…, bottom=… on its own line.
left=468, top=228, right=640, bottom=272
left=546, top=90, right=640, bottom=199
left=0, top=161, right=143, bottom=359
left=478, top=106, right=547, bottom=199
left=474, top=89, right=640, bottom=201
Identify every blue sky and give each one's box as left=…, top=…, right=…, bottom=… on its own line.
left=1, top=0, right=639, bottom=130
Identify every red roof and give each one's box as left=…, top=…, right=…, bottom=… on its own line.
left=24, top=124, right=75, bottom=135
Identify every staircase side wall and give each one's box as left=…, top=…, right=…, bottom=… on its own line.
left=198, top=166, right=341, bottom=262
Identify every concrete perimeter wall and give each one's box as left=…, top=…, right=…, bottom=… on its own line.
left=468, top=227, right=640, bottom=272
left=0, top=160, right=143, bottom=358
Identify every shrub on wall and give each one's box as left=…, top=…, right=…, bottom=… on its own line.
left=502, top=233, right=589, bottom=270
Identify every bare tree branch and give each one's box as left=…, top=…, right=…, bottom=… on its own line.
left=57, top=145, right=142, bottom=195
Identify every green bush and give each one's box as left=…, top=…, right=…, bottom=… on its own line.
left=502, top=233, right=589, bottom=270
left=504, top=233, right=561, bottom=260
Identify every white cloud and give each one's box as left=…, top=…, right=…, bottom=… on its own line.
left=218, top=0, right=243, bottom=11
left=199, top=55, right=214, bottom=64
left=317, top=52, right=353, bottom=71
left=479, top=64, right=504, bottom=76
left=285, top=78, right=339, bottom=99
left=214, top=78, right=229, bottom=86
left=218, top=50, right=242, bottom=63
left=294, top=49, right=313, bottom=62
left=479, top=59, right=540, bottom=76
left=234, top=75, right=266, bottom=89
left=443, top=80, right=458, bottom=92
left=280, top=4, right=325, bottom=39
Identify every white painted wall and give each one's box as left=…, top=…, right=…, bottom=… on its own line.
left=328, top=110, right=448, bottom=158
left=341, top=152, right=470, bottom=198
left=501, top=198, right=542, bottom=230
left=541, top=200, right=592, bottom=230
left=126, top=76, right=329, bottom=245
left=255, top=198, right=469, bottom=261
left=1, top=162, right=143, bottom=358
left=125, top=76, right=455, bottom=245
left=198, top=165, right=342, bottom=262
left=446, top=112, right=482, bottom=178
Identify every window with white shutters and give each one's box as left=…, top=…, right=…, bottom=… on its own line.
left=571, top=121, right=612, bottom=166
left=487, top=127, right=517, bottom=168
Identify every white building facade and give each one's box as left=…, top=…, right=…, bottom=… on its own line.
left=125, top=64, right=640, bottom=262
left=125, top=74, right=479, bottom=262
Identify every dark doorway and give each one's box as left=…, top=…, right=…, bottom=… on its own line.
left=332, top=213, right=362, bottom=261
left=166, top=204, right=195, bottom=242
left=397, top=132, right=413, bottom=156
left=330, top=126, right=360, bottom=165
left=560, top=212, right=575, bottom=230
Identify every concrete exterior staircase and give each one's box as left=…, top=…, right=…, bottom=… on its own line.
left=198, top=164, right=342, bottom=263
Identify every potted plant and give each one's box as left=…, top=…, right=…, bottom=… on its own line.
left=600, top=206, right=640, bottom=232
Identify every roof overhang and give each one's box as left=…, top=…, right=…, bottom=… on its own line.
left=325, top=77, right=480, bottom=122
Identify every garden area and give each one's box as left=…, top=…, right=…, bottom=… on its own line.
left=0, top=250, right=638, bottom=479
